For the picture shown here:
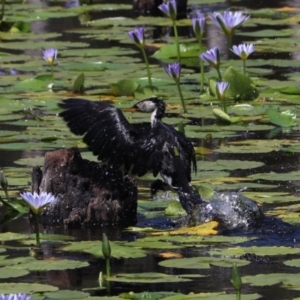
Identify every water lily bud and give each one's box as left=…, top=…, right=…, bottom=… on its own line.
left=102, top=233, right=111, bottom=259
left=231, top=263, right=242, bottom=291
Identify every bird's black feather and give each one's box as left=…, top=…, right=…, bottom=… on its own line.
left=59, top=98, right=197, bottom=193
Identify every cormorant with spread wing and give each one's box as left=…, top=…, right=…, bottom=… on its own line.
left=59, top=97, right=202, bottom=212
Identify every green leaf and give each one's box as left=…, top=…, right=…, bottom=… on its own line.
left=0, top=267, right=29, bottom=279
left=164, top=201, right=187, bottom=217
left=212, top=108, right=231, bottom=123
left=0, top=232, right=28, bottom=241
left=44, top=290, right=90, bottom=299
left=0, top=282, right=58, bottom=293
left=153, top=42, right=200, bottom=59
left=9, top=21, right=31, bottom=33
left=107, top=272, right=191, bottom=283
left=72, top=73, right=85, bottom=93
left=197, top=185, right=215, bottom=200
left=223, top=67, right=259, bottom=100
left=279, top=86, right=300, bottom=95
left=159, top=257, right=250, bottom=269
left=267, top=109, right=296, bottom=127
left=110, top=79, right=140, bottom=96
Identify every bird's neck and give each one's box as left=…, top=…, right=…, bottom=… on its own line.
left=151, top=108, right=158, bottom=127
left=151, top=107, right=164, bottom=127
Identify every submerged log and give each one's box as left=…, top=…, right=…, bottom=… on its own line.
left=32, top=148, right=137, bottom=227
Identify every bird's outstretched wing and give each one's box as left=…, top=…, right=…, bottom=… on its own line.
left=59, top=98, right=141, bottom=170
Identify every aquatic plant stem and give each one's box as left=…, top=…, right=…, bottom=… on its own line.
left=50, top=64, right=54, bottom=81
left=105, top=258, right=111, bottom=277
left=34, top=213, right=40, bottom=247
left=175, top=79, right=187, bottom=113
left=221, top=97, right=227, bottom=114
left=243, top=59, right=246, bottom=75
left=236, top=289, right=241, bottom=300
left=172, top=19, right=181, bottom=61
left=198, top=39, right=204, bottom=93
left=140, top=47, right=152, bottom=86
left=216, top=68, right=222, bottom=81
left=227, top=35, right=233, bottom=52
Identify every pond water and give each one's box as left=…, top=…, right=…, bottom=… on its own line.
left=1, top=0, right=300, bottom=299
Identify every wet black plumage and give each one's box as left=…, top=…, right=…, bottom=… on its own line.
left=59, top=97, right=201, bottom=212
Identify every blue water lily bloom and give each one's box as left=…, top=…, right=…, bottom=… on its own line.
left=158, top=0, right=177, bottom=21
left=20, top=191, right=57, bottom=215
left=231, top=43, right=255, bottom=60
left=128, top=27, right=145, bottom=48
left=0, top=294, right=32, bottom=300
left=210, top=11, right=250, bottom=36
left=164, top=62, right=181, bottom=81
left=199, top=47, right=220, bottom=69
left=216, top=81, right=230, bottom=99
left=192, top=14, right=205, bottom=40
left=42, top=48, right=58, bottom=66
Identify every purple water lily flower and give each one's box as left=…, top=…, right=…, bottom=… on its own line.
left=199, top=47, right=220, bottom=69
left=210, top=11, right=250, bottom=36
left=42, top=48, right=58, bottom=66
left=164, top=62, right=181, bottom=81
left=192, top=14, right=205, bottom=40
left=0, top=294, right=32, bottom=300
left=128, top=27, right=145, bottom=48
left=20, top=191, right=57, bottom=215
left=158, top=0, right=177, bottom=21
left=231, top=43, right=255, bottom=60
left=216, top=81, right=230, bottom=99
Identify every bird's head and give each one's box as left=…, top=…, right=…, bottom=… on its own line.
left=125, top=97, right=165, bottom=115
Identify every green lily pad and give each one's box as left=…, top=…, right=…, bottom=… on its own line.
left=249, top=171, right=300, bottom=181
left=0, top=282, right=58, bottom=293
left=242, top=273, right=298, bottom=287
left=153, top=42, right=200, bottom=59
left=223, top=67, right=259, bottom=100
left=209, top=246, right=300, bottom=257
left=200, top=160, right=264, bottom=171
left=0, top=256, right=88, bottom=271
left=159, top=256, right=250, bottom=269
left=0, top=267, right=29, bottom=279
left=284, top=258, right=300, bottom=267
left=0, top=232, right=28, bottom=241
left=267, top=109, right=296, bottom=127
left=107, top=272, right=191, bottom=283
left=44, top=290, right=90, bottom=299
left=165, top=201, right=187, bottom=217
left=110, top=79, right=140, bottom=96
left=163, top=292, right=261, bottom=300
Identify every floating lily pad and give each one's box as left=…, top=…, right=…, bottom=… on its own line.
left=0, top=282, right=58, bottom=293
left=200, top=160, right=264, bottom=171
left=159, top=256, right=250, bottom=269
left=0, top=232, right=28, bottom=241
left=0, top=267, right=29, bottom=279
left=43, top=290, right=90, bottom=299
left=242, top=273, right=299, bottom=287
left=209, top=246, right=300, bottom=257
left=0, top=256, right=88, bottom=271
left=162, top=292, right=261, bottom=300
left=107, top=272, right=191, bottom=283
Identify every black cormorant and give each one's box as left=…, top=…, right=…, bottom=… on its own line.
left=59, top=97, right=202, bottom=212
